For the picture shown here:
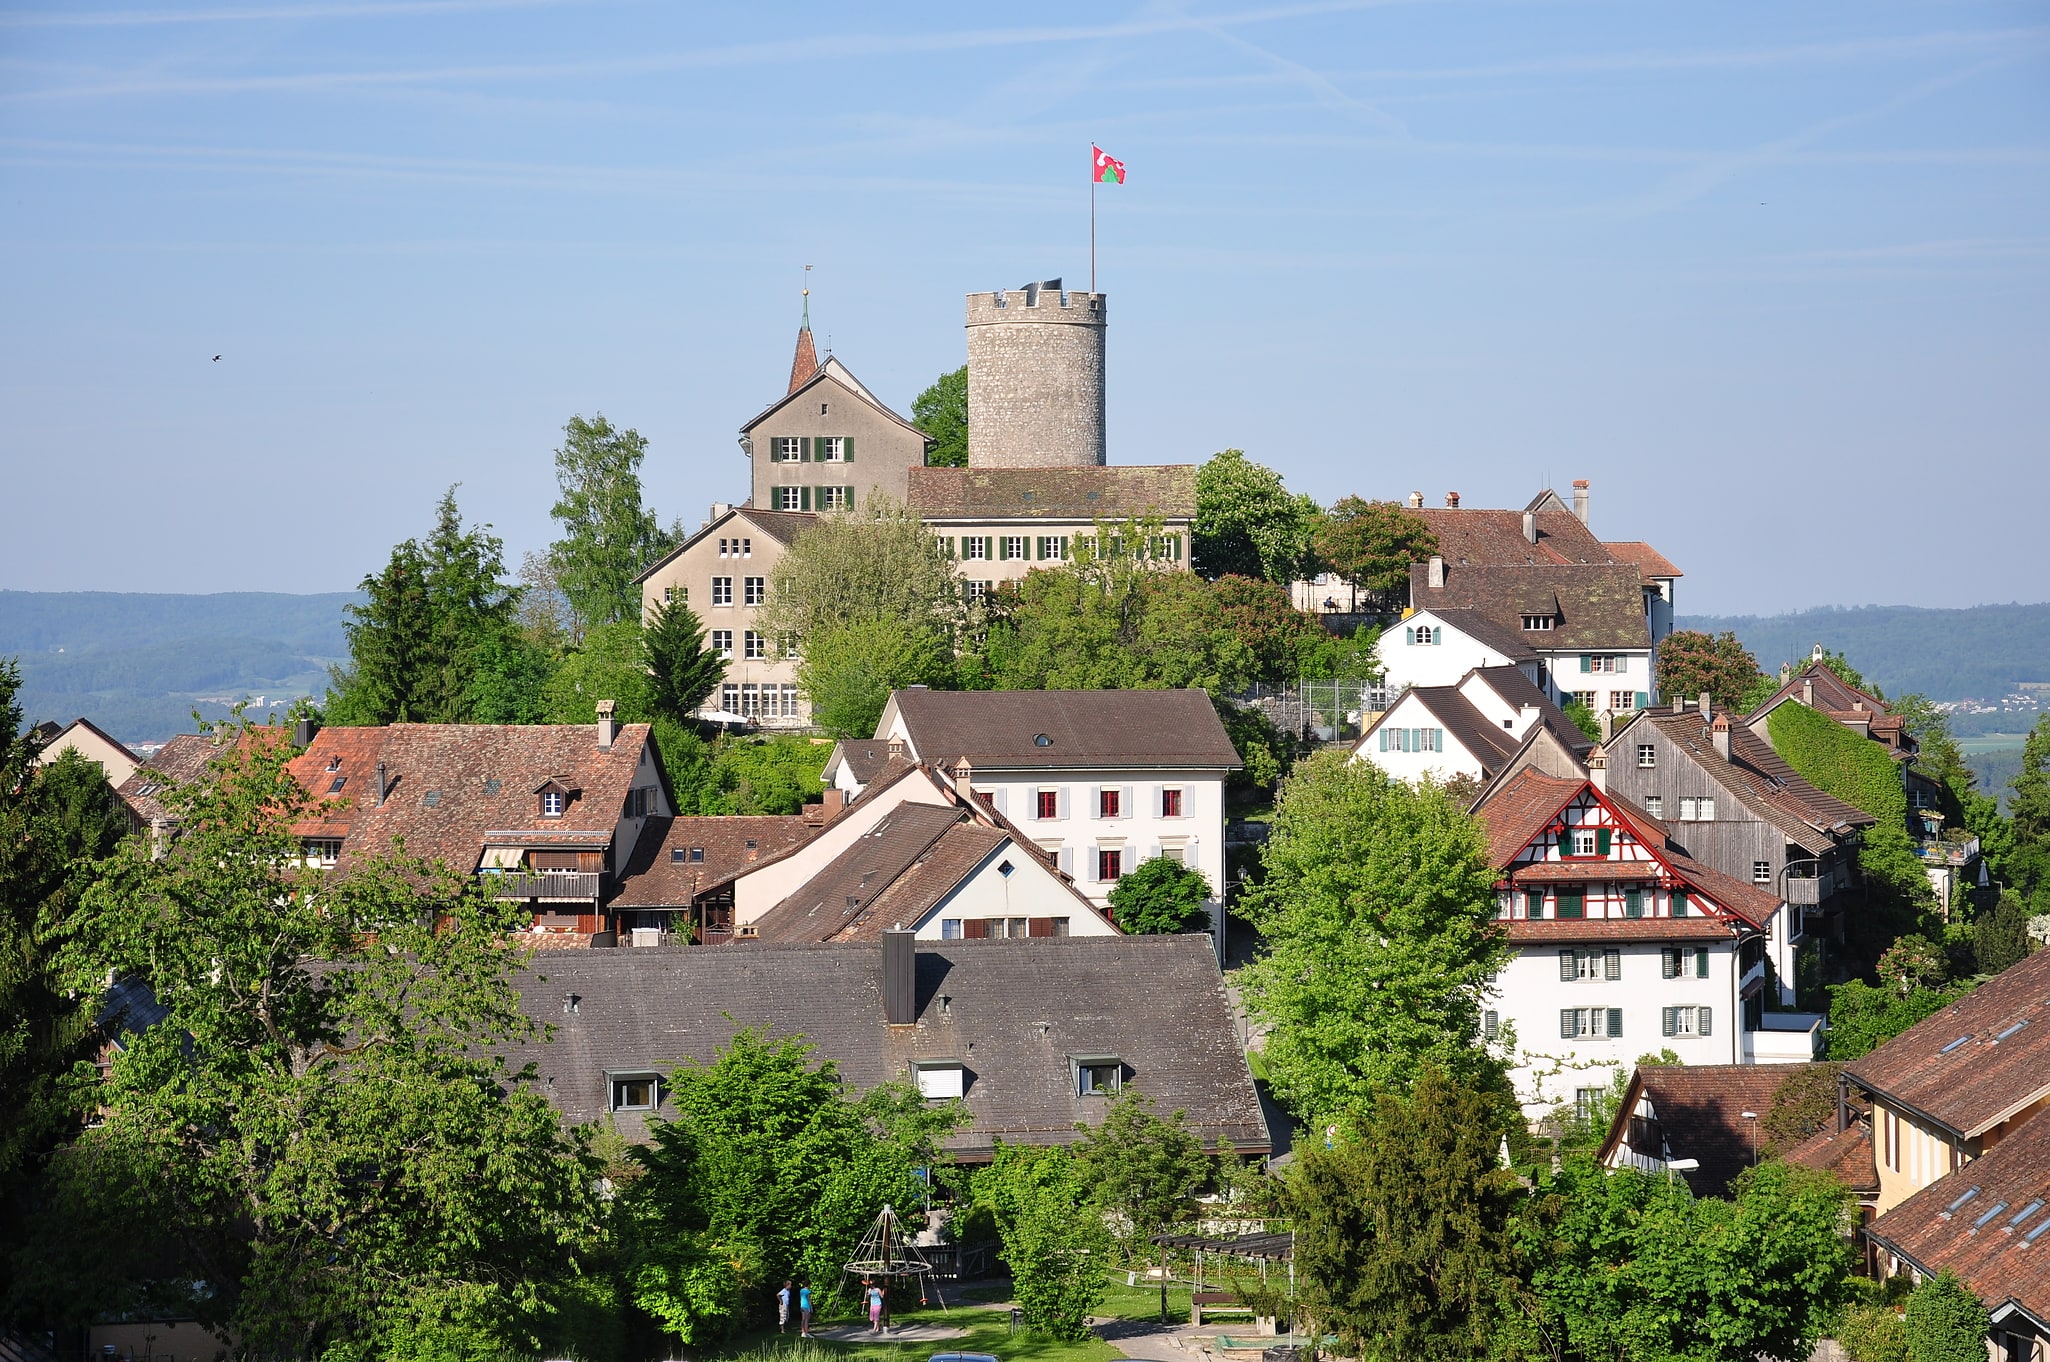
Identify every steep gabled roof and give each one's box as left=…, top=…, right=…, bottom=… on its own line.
left=1410, top=562, right=1651, bottom=651
left=610, top=814, right=824, bottom=909
left=1846, top=945, right=2050, bottom=1140
left=739, top=354, right=925, bottom=439
left=1473, top=768, right=1584, bottom=867
left=1405, top=505, right=1613, bottom=567
left=506, top=936, right=1270, bottom=1157
left=884, top=689, right=1241, bottom=770
left=1598, top=1063, right=1810, bottom=1198
left=749, top=804, right=974, bottom=942
left=115, top=731, right=236, bottom=826
left=1619, top=707, right=1875, bottom=853
left=1866, top=1108, right=2050, bottom=1328
left=1747, top=662, right=1914, bottom=755
left=1371, top=685, right=1520, bottom=772
left=633, top=505, right=819, bottom=586
left=1417, top=608, right=1540, bottom=661
left=1603, top=541, right=1684, bottom=580
left=1467, top=666, right=1593, bottom=752
left=908, top=465, right=1197, bottom=521
left=822, top=738, right=900, bottom=789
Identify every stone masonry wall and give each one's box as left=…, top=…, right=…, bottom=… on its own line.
left=965, top=286, right=1106, bottom=468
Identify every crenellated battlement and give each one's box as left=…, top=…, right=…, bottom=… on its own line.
left=965, top=278, right=1107, bottom=327
left=965, top=277, right=1107, bottom=468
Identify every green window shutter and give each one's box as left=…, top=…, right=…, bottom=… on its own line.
left=1596, top=828, right=1612, bottom=856
left=800, top=486, right=812, bottom=511
left=948, top=537, right=958, bottom=559
left=1625, top=888, right=1643, bottom=918
left=1662, top=1006, right=1677, bottom=1037
left=1580, top=655, right=1592, bottom=673
left=1695, top=948, right=1709, bottom=979
left=1525, top=890, right=1544, bottom=919
left=843, top=437, right=854, bottom=463
left=1661, top=947, right=1678, bottom=979
left=1636, top=690, right=1650, bottom=710
left=1560, top=1009, right=1575, bottom=1040
left=800, top=437, right=812, bottom=462
left=1604, top=948, right=1621, bottom=981
left=1607, top=1008, right=1623, bottom=1039
left=1698, top=1006, right=1712, bottom=1037
left=1559, top=950, right=1576, bottom=981
left=1673, top=888, right=1688, bottom=917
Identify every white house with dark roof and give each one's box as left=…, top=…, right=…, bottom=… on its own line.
left=849, top=688, right=1241, bottom=956
left=1375, top=607, right=1544, bottom=693
left=1353, top=666, right=1591, bottom=786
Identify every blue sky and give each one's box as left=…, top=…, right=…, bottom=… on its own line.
left=1, top=1, right=2044, bottom=614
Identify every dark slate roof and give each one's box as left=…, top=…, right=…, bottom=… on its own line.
left=749, top=804, right=975, bottom=942
left=610, top=814, right=823, bottom=909
left=907, top=465, right=1196, bottom=521
left=887, top=689, right=1242, bottom=770
left=1470, top=667, right=1593, bottom=753
left=1600, top=1063, right=1805, bottom=1198
left=1408, top=563, right=1651, bottom=651
left=1423, top=609, right=1539, bottom=660
left=824, top=739, right=899, bottom=788
left=285, top=722, right=653, bottom=873
left=1867, top=1109, right=2050, bottom=1327
left=634, top=506, right=819, bottom=586
left=507, top=936, right=1269, bottom=1158
left=1845, top=946, right=2050, bottom=1140
left=1386, top=686, right=1518, bottom=770
left=1622, top=707, right=1876, bottom=853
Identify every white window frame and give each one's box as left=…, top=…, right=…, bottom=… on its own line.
left=817, top=436, right=845, bottom=462
left=962, top=536, right=990, bottom=561
left=1643, top=795, right=1663, bottom=817
left=775, top=487, right=803, bottom=511
left=711, top=630, right=734, bottom=658
left=1636, top=744, right=1657, bottom=769
left=775, top=437, right=803, bottom=462
left=1573, top=830, right=1599, bottom=857
left=744, top=630, right=766, bottom=660
left=609, top=1072, right=661, bottom=1112
left=744, top=576, right=765, bottom=606
left=711, top=576, right=733, bottom=606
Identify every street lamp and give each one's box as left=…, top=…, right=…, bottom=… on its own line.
left=1742, top=1111, right=1760, bottom=1165
left=1666, top=1157, right=1699, bottom=1187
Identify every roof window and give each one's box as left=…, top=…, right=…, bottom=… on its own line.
left=1995, top=1020, right=2028, bottom=1042
left=328, top=776, right=346, bottom=793
left=1946, top=1186, right=1981, bottom=1214
left=608, top=1072, right=660, bottom=1113
left=2009, top=1199, right=2045, bottom=1227
left=1033, top=733, right=1052, bottom=747
left=1071, top=1054, right=1121, bottom=1096
left=910, top=1060, right=965, bottom=1100
left=670, top=849, right=687, bottom=863
left=2026, top=1214, right=2050, bottom=1245
left=1940, top=1034, right=1973, bottom=1054
left=484, top=778, right=501, bottom=795
left=1972, top=1201, right=2009, bottom=1230
left=423, top=790, right=441, bottom=807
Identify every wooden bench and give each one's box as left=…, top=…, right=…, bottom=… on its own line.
left=1192, top=1292, right=1254, bottom=1327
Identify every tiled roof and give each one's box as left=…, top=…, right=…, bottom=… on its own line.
left=907, top=465, right=1197, bottom=521
left=1784, top=1118, right=1880, bottom=1195
left=787, top=324, right=819, bottom=396
left=1473, top=768, right=1583, bottom=867
left=1470, top=667, right=1594, bottom=753
left=1748, top=664, right=1914, bottom=755
left=824, top=738, right=899, bottom=788
left=888, top=689, right=1242, bottom=770
left=1663, top=848, right=1781, bottom=930
left=114, top=731, right=234, bottom=825
left=1603, top=541, right=1684, bottom=580
left=1422, top=608, right=1540, bottom=660
left=1867, top=1108, right=2050, bottom=1326
left=506, top=936, right=1270, bottom=1158
left=1399, top=686, right=1519, bottom=770
left=1624, top=707, right=1875, bottom=854
left=739, top=354, right=924, bottom=438
left=1409, top=562, right=1651, bottom=651
left=749, top=804, right=975, bottom=942
left=1404, top=506, right=1614, bottom=567
left=633, top=506, right=818, bottom=586
left=1846, top=946, right=2050, bottom=1139
left=284, top=722, right=652, bottom=874
left=1506, top=917, right=1738, bottom=943
left=610, top=815, right=822, bottom=909
left=1604, top=1063, right=1807, bottom=1198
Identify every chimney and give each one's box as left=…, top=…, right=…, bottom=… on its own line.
left=882, top=929, right=917, bottom=1025
left=1672, top=696, right=1684, bottom=714
left=887, top=737, right=906, bottom=759
left=293, top=718, right=320, bottom=748
left=150, top=816, right=169, bottom=861
left=596, top=699, right=617, bottom=751
left=1587, top=744, right=1607, bottom=793
left=1572, top=479, right=1590, bottom=525
left=374, top=761, right=388, bottom=806
left=1711, top=713, right=1732, bottom=762
left=711, top=501, right=730, bottom=523
left=1698, top=691, right=1711, bottom=718
left=1445, top=491, right=1461, bottom=508
left=1427, top=556, right=1445, bottom=590
left=1597, top=709, right=1614, bottom=743
left=821, top=788, right=848, bottom=818
left=1522, top=511, right=1538, bottom=545
left=1520, top=702, right=1542, bottom=733
left=1802, top=678, right=1814, bottom=707
left=1780, top=661, right=1792, bottom=684
left=1407, top=490, right=1424, bottom=509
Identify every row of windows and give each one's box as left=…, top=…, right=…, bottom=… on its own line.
left=772, top=485, right=854, bottom=511
left=1553, top=946, right=1713, bottom=981
left=699, top=575, right=765, bottom=607
left=1505, top=886, right=1696, bottom=919
left=1378, top=726, right=1443, bottom=753
left=717, top=536, right=752, bottom=558
left=1569, top=690, right=1644, bottom=713
left=1578, top=655, right=1629, bottom=674
left=720, top=683, right=801, bottom=718
left=709, top=629, right=793, bottom=661
left=937, top=917, right=1072, bottom=939
left=1018, top=786, right=1187, bottom=821
left=936, top=534, right=1183, bottom=563
left=772, top=435, right=854, bottom=463
left=1487, top=1005, right=1713, bottom=1041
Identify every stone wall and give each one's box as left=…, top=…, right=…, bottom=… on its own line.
left=965, top=283, right=1106, bottom=468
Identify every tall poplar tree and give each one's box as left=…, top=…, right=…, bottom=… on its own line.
left=547, top=414, right=679, bottom=633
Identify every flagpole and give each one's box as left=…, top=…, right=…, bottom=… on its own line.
left=1090, top=158, right=1097, bottom=295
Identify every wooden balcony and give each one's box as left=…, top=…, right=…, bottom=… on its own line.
left=483, top=871, right=600, bottom=903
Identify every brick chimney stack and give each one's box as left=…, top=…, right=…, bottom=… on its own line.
left=1572, top=479, right=1590, bottom=526
left=1711, top=713, right=1732, bottom=762
left=1445, top=491, right=1461, bottom=508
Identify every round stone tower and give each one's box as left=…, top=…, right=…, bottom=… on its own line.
left=964, top=278, right=1106, bottom=468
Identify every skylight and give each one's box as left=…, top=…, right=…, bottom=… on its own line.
left=1945, top=1186, right=1981, bottom=1214
left=2009, top=1199, right=2045, bottom=1227
left=1972, top=1201, right=2009, bottom=1230
left=2025, top=1215, right=2050, bottom=1245
left=1995, top=1020, right=2028, bottom=1042
left=1939, top=1034, right=1974, bottom=1054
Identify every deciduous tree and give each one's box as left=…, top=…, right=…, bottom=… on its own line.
left=759, top=493, right=962, bottom=650
left=912, top=366, right=967, bottom=468
left=1238, top=752, right=1507, bottom=1119
left=1074, top=1090, right=1207, bottom=1267
left=1656, top=629, right=1769, bottom=712
left=976, top=1144, right=1110, bottom=1341
left=1105, top=856, right=1211, bottom=935
left=796, top=617, right=953, bottom=738
left=1903, top=1270, right=1988, bottom=1362
left=541, top=620, right=652, bottom=724
left=1311, top=497, right=1438, bottom=605
left=1192, top=449, right=1317, bottom=583
left=548, top=414, right=680, bottom=633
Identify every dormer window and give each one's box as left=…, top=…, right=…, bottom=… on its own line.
left=542, top=791, right=566, bottom=817
left=1522, top=615, right=1554, bottom=631
left=911, top=1060, right=965, bottom=1100
left=1072, top=1054, right=1122, bottom=1096
left=608, top=1072, right=660, bottom=1112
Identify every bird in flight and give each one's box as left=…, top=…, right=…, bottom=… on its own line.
left=212, top=355, right=221, bottom=361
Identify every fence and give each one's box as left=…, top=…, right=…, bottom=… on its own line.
left=1232, top=680, right=1389, bottom=745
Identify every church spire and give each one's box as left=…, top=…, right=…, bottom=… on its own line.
left=787, top=274, right=819, bottom=396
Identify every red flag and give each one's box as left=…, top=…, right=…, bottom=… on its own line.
left=1092, top=145, right=1125, bottom=184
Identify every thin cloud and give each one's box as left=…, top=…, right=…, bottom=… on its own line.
left=0, top=0, right=586, bottom=26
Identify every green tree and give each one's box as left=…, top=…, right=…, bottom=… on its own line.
left=327, top=536, right=432, bottom=724
left=463, top=628, right=557, bottom=724
left=1903, top=1271, right=1988, bottom=1362
left=1562, top=698, right=1602, bottom=743
left=642, top=596, right=724, bottom=726
left=912, top=366, right=967, bottom=468
left=1311, top=497, right=1439, bottom=606
left=796, top=618, right=954, bottom=739
left=1815, top=648, right=1875, bottom=696
left=0, top=674, right=130, bottom=1227
left=1290, top=1066, right=1525, bottom=1362
left=2009, top=715, right=2050, bottom=896
left=1525, top=1158, right=1856, bottom=1362
left=622, top=1030, right=955, bottom=1345
left=549, top=414, right=679, bottom=633
left=1192, top=450, right=1318, bottom=584
left=1838, top=1303, right=1911, bottom=1362
left=1238, top=752, right=1507, bottom=1119
left=1761, top=1061, right=1844, bottom=1155
left=1207, top=575, right=1349, bottom=685
left=759, top=493, right=962, bottom=650
left=1657, top=630, right=1769, bottom=712
left=21, top=718, right=598, bottom=1357
left=977, top=1144, right=1110, bottom=1340
left=1972, top=890, right=2032, bottom=976
left=1827, top=977, right=1974, bottom=1060
left=1105, top=856, right=1211, bottom=935
left=1213, top=696, right=1297, bottom=796
left=541, top=620, right=653, bottom=724
left=1074, top=1090, right=1207, bottom=1268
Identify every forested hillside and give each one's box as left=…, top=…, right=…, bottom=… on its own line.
left=1679, top=603, right=2050, bottom=700
left=0, top=590, right=354, bottom=741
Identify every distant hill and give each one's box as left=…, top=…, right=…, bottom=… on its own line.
left=1677, top=603, right=2050, bottom=702
left=0, top=590, right=356, bottom=743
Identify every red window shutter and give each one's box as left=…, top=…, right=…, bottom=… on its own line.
left=1028, top=917, right=1055, bottom=937
left=963, top=918, right=990, bottom=939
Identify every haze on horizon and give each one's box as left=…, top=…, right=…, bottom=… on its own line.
left=1, top=1, right=2044, bottom=616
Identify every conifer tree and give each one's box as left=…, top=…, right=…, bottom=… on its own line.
left=642, top=596, right=724, bottom=725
